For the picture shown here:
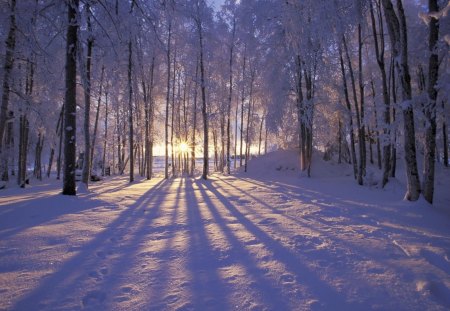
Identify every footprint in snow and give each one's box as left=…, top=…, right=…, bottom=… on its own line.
left=82, top=290, right=106, bottom=307
left=96, top=251, right=106, bottom=259
left=258, top=218, right=276, bottom=225
left=280, top=273, right=296, bottom=284
left=164, top=294, right=179, bottom=304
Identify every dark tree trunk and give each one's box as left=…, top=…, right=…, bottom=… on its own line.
left=62, top=0, right=79, bottom=196
left=81, top=4, right=93, bottom=188
left=226, top=18, right=236, bottom=174
left=198, top=19, right=208, bottom=180
left=422, top=0, right=440, bottom=204
left=382, top=0, right=421, bottom=200
left=0, top=0, right=16, bottom=181
left=90, top=65, right=104, bottom=177
left=165, top=21, right=172, bottom=179
left=128, top=39, right=134, bottom=183
left=240, top=55, right=246, bottom=168
left=339, top=44, right=358, bottom=179
left=102, top=90, right=108, bottom=176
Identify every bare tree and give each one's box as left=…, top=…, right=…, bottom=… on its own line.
left=62, top=0, right=79, bottom=196
left=81, top=3, right=93, bottom=188
left=381, top=0, right=421, bottom=201
left=0, top=0, right=17, bottom=181
left=422, top=0, right=440, bottom=203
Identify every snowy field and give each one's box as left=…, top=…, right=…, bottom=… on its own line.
left=1, top=150, right=449, bottom=310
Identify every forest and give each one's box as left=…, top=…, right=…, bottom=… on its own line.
left=0, top=0, right=448, bottom=200
left=1, top=1, right=450, bottom=310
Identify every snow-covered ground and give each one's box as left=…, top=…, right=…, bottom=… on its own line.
left=1, top=150, right=449, bottom=310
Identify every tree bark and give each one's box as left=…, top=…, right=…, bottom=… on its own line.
left=81, top=5, right=93, bottom=187
left=381, top=0, right=421, bottom=200
left=443, top=99, right=448, bottom=167
left=226, top=18, right=236, bottom=174
left=240, top=55, right=246, bottom=168
left=128, top=39, right=134, bottom=183
left=339, top=44, right=358, bottom=179
left=90, top=65, right=104, bottom=177
left=191, top=58, right=199, bottom=176
left=165, top=21, right=172, bottom=179
left=422, top=0, right=440, bottom=203
left=343, top=35, right=363, bottom=185
left=370, top=0, right=392, bottom=186
left=0, top=0, right=16, bottom=181
left=102, top=89, right=108, bottom=176
left=198, top=17, right=208, bottom=180
left=62, top=0, right=79, bottom=196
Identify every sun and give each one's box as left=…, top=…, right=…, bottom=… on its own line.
left=178, top=141, right=189, bottom=153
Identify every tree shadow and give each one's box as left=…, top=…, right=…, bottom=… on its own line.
left=11, top=178, right=169, bottom=310
left=200, top=179, right=361, bottom=310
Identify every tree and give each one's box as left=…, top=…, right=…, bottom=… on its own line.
left=62, top=0, right=79, bottom=196
left=381, top=0, right=421, bottom=201
left=370, top=0, right=392, bottom=187
left=0, top=0, right=17, bottom=182
left=81, top=3, right=94, bottom=189
left=422, top=0, right=440, bottom=204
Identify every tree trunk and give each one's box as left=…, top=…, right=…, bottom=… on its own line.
left=258, top=112, right=265, bottom=156
left=443, top=99, right=448, bottom=167
left=0, top=0, right=16, bottom=181
left=239, top=55, right=246, bottom=168
left=81, top=7, right=93, bottom=187
left=339, top=44, right=358, bottom=179
left=62, top=0, right=79, bottom=196
left=171, top=50, right=176, bottom=177
left=389, top=56, right=397, bottom=178
left=370, top=0, right=392, bottom=186
left=165, top=21, right=172, bottom=179
left=338, top=118, right=342, bottom=164
left=57, top=104, right=64, bottom=180
left=343, top=35, right=363, bottom=185
left=422, top=0, right=440, bottom=204
left=90, top=65, right=104, bottom=177
left=370, top=80, right=382, bottom=170
left=191, top=58, right=199, bottom=176
left=234, top=89, right=239, bottom=168
left=34, top=133, right=44, bottom=181
left=358, top=24, right=367, bottom=178
left=244, top=68, right=255, bottom=173
left=226, top=18, right=236, bottom=174
left=47, top=148, right=55, bottom=178
left=18, top=115, right=29, bottom=186
left=102, top=89, right=108, bottom=176
left=198, top=18, right=208, bottom=180
left=128, top=39, right=134, bottom=183
left=381, top=0, right=421, bottom=201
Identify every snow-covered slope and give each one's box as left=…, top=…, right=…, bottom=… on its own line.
left=0, top=150, right=449, bottom=310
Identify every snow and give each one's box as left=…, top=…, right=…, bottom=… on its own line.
left=1, top=150, right=449, bottom=310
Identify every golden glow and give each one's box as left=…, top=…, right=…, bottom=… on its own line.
left=178, top=142, right=189, bottom=153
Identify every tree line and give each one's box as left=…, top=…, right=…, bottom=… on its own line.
left=0, top=0, right=448, bottom=204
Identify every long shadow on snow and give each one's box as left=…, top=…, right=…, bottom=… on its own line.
left=182, top=178, right=232, bottom=311
left=228, top=175, right=450, bottom=309
left=73, top=177, right=189, bottom=310
left=195, top=179, right=292, bottom=310
left=0, top=192, right=108, bottom=241
left=12, top=178, right=169, bottom=310
left=202, top=179, right=365, bottom=310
